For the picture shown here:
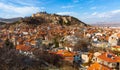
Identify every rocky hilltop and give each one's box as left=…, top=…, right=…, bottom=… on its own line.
left=16, top=12, right=88, bottom=26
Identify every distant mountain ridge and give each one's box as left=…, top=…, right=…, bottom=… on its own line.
left=0, top=17, right=22, bottom=23
left=91, top=22, right=120, bottom=27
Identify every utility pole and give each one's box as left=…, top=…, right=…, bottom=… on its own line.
left=118, top=62, right=120, bottom=70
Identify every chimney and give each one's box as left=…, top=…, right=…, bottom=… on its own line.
left=111, top=56, right=115, bottom=60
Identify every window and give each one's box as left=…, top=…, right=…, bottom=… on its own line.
left=117, top=38, right=120, bottom=46
left=104, top=61, right=108, bottom=66
left=112, top=63, right=116, bottom=67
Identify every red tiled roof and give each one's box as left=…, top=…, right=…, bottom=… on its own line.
left=16, top=45, right=31, bottom=51
left=98, top=52, right=120, bottom=62
left=113, top=46, right=120, bottom=48
left=88, top=62, right=112, bottom=70
left=56, top=50, right=75, bottom=57
left=117, top=33, right=120, bottom=38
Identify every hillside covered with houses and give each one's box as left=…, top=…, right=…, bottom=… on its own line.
left=0, top=12, right=120, bottom=70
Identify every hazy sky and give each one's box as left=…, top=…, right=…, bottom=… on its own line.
left=0, top=0, right=120, bottom=24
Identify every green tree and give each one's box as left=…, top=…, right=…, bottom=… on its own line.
left=53, top=37, right=59, bottom=48
left=4, top=38, right=14, bottom=50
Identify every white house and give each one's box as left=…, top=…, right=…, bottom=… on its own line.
left=91, top=52, right=101, bottom=63
left=96, top=52, right=120, bottom=69
left=108, top=33, right=118, bottom=46
left=81, top=53, right=89, bottom=63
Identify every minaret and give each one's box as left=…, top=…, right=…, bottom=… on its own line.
left=7, top=31, right=11, bottom=39
left=13, top=37, right=17, bottom=46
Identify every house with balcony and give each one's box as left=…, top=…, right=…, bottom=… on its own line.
left=96, top=52, right=120, bottom=69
